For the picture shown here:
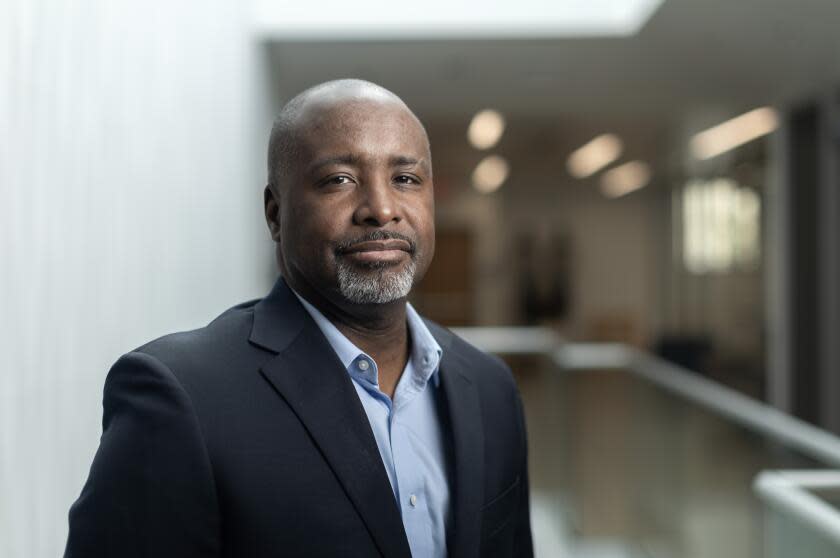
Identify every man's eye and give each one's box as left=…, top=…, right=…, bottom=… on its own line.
left=395, top=175, right=419, bottom=185
left=324, top=175, right=353, bottom=186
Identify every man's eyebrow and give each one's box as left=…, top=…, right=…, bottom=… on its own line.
left=308, top=154, right=361, bottom=173
left=391, top=155, right=430, bottom=171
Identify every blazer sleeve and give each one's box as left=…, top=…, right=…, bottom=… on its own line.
left=513, top=388, right=534, bottom=558
left=65, top=351, right=220, bottom=558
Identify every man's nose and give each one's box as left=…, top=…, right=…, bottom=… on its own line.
left=353, top=177, right=401, bottom=227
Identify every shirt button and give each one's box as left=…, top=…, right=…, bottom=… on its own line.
left=357, top=359, right=370, bottom=371
left=409, top=494, right=417, bottom=507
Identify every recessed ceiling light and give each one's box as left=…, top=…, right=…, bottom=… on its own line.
left=468, top=109, right=505, bottom=150
left=690, top=107, right=779, bottom=160
left=600, top=161, right=651, bottom=198
left=567, top=134, right=623, bottom=178
left=472, top=155, right=509, bottom=193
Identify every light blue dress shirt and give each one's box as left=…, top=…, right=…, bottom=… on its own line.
left=293, top=292, right=451, bottom=558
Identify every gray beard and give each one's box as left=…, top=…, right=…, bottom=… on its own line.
left=336, top=259, right=416, bottom=304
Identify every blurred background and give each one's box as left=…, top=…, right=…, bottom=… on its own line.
left=3, top=0, right=840, bottom=556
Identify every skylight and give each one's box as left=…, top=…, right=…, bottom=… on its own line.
left=253, top=0, right=665, bottom=39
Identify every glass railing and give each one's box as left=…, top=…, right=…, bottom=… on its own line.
left=453, top=328, right=840, bottom=558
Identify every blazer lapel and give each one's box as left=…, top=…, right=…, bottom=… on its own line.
left=250, top=279, right=412, bottom=558
left=430, top=323, right=485, bottom=558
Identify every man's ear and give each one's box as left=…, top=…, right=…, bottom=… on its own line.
left=263, top=184, right=282, bottom=242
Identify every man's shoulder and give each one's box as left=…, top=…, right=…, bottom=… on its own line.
left=129, top=297, right=264, bottom=376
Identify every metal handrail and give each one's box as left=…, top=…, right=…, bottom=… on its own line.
left=755, top=471, right=840, bottom=546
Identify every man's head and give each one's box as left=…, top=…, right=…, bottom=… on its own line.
left=264, top=79, right=435, bottom=308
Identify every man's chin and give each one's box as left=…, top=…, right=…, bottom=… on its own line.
left=336, top=259, right=416, bottom=305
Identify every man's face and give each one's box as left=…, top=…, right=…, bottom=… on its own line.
left=272, top=98, right=435, bottom=306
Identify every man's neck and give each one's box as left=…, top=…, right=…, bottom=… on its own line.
left=289, top=277, right=411, bottom=399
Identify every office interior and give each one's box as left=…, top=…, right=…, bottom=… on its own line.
left=3, top=0, right=840, bottom=556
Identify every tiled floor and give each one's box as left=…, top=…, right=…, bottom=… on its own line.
left=509, top=356, right=823, bottom=558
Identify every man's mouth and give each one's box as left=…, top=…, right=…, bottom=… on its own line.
left=341, top=240, right=410, bottom=264
left=336, top=235, right=415, bottom=265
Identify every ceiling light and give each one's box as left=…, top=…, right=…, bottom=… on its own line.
left=567, top=134, right=623, bottom=178
left=468, top=110, right=505, bottom=150
left=600, top=161, right=650, bottom=198
left=472, top=155, right=509, bottom=193
left=690, top=107, right=779, bottom=160
left=254, top=0, right=666, bottom=40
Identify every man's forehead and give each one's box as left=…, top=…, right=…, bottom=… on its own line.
left=294, top=98, right=430, bottom=159
left=298, top=96, right=419, bottom=134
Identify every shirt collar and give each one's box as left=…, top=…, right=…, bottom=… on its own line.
left=405, top=301, right=443, bottom=388
left=291, top=289, right=443, bottom=388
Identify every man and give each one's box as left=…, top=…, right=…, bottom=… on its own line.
left=66, top=79, right=532, bottom=558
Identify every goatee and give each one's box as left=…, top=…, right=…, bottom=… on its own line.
left=336, top=258, right=416, bottom=304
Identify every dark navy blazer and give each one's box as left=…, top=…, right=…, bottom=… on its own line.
left=65, top=278, right=533, bottom=558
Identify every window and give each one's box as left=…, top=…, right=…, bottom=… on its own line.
left=681, top=178, right=760, bottom=273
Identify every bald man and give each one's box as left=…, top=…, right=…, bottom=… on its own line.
left=65, top=80, right=533, bottom=558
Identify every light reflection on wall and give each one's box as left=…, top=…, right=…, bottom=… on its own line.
left=682, top=178, right=761, bottom=273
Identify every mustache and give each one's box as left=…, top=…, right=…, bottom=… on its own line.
left=334, top=230, right=417, bottom=254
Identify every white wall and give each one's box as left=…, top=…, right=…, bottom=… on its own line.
left=0, top=2, right=272, bottom=556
